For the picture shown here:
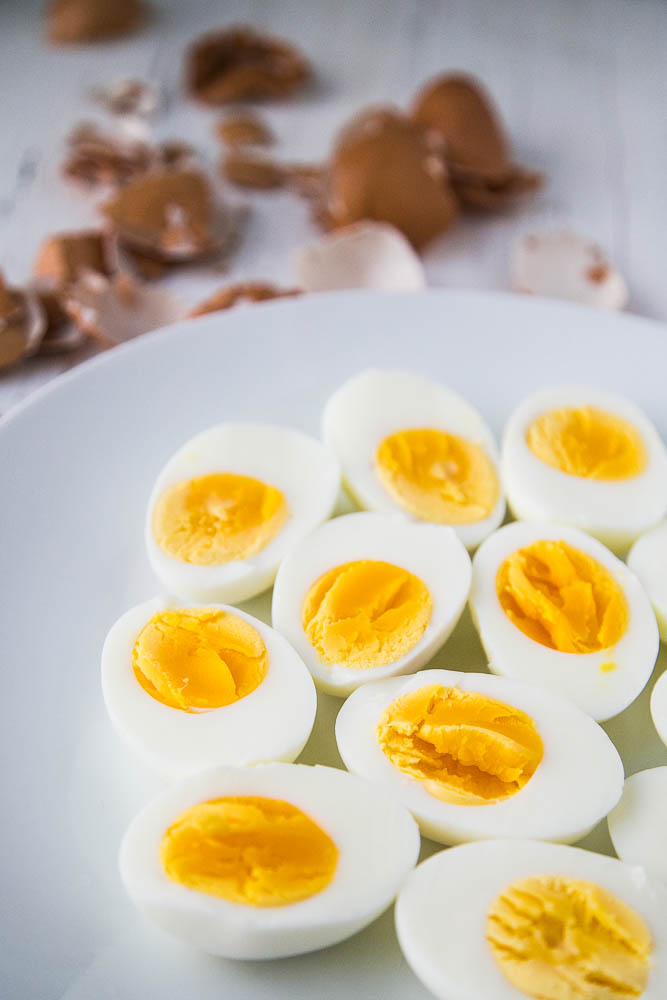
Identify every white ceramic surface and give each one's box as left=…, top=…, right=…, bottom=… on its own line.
left=2, top=290, right=667, bottom=1000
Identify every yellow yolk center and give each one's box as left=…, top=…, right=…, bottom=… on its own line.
left=526, top=406, right=646, bottom=480
left=496, top=540, right=628, bottom=653
left=152, top=472, right=288, bottom=565
left=375, top=428, right=499, bottom=525
left=487, top=875, right=652, bottom=1000
left=377, top=684, right=543, bottom=805
left=301, top=559, right=433, bottom=670
left=132, top=608, right=268, bottom=712
left=160, top=796, right=339, bottom=907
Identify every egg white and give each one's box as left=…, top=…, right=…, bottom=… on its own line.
left=470, top=520, right=659, bottom=721
left=650, top=670, right=667, bottom=748
left=322, top=369, right=505, bottom=549
left=120, top=762, right=420, bottom=959
left=336, top=668, right=623, bottom=845
left=271, top=512, right=471, bottom=696
left=501, top=385, right=667, bottom=554
left=608, top=768, right=667, bottom=885
left=628, top=521, right=667, bottom=641
left=146, top=423, right=341, bottom=604
left=101, top=597, right=317, bottom=778
left=396, top=840, right=667, bottom=1000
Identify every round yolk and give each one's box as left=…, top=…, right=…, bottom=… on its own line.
left=152, top=472, right=288, bottom=565
left=375, top=428, right=499, bottom=525
left=496, top=540, right=628, bottom=653
left=487, top=875, right=652, bottom=1000
left=377, top=683, right=543, bottom=805
left=526, top=406, right=646, bottom=480
left=133, top=608, right=268, bottom=712
left=160, top=796, right=339, bottom=907
left=301, top=559, right=433, bottom=670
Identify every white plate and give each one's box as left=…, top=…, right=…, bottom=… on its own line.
left=1, top=290, right=666, bottom=1000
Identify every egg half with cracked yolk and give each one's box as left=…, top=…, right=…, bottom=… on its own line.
left=395, top=839, right=667, bottom=1000
left=101, top=598, right=317, bottom=776
left=469, top=521, right=658, bottom=721
left=119, top=762, right=420, bottom=959
left=146, top=423, right=341, bottom=604
left=335, top=668, right=623, bottom=845
left=501, top=385, right=667, bottom=554
left=322, top=369, right=505, bottom=549
left=271, top=512, right=471, bottom=696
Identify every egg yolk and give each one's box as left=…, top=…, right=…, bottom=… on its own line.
left=487, top=875, right=652, bottom=1000
left=301, top=560, right=432, bottom=669
left=160, top=796, right=339, bottom=906
left=377, top=684, right=543, bottom=805
left=496, top=540, right=628, bottom=653
left=375, top=428, right=499, bottom=525
left=526, top=406, right=646, bottom=480
left=133, top=608, right=267, bottom=712
left=152, top=472, right=288, bottom=565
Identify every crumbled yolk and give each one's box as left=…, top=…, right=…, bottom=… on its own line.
left=496, top=540, right=628, bottom=653
left=526, top=406, right=646, bottom=480
left=487, top=875, right=652, bottom=1000
left=301, top=560, right=432, bottom=669
left=160, top=796, right=339, bottom=907
left=377, top=684, right=543, bottom=805
left=133, top=608, right=267, bottom=712
left=375, top=428, right=499, bottom=525
left=152, top=472, right=288, bottom=565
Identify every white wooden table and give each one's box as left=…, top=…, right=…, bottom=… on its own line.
left=1, top=0, right=666, bottom=415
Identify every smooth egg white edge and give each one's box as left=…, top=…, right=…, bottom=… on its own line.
left=628, top=521, right=667, bottom=641
left=608, top=767, right=667, bottom=884
left=119, top=763, right=421, bottom=960
left=650, top=671, right=667, bottom=748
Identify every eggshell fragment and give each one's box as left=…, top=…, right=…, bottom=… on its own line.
left=512, top=230, right=628, bottom=309
left=33, top=230, right=117, bottom=285
left=64, top=272, right=186, bottom=346
left=294, top=222, right=426, bottom=292
left=0, top=278, right=46, bottom=371
left=221, top=152, right=286, bottom=189
left=90, top=78, right=162, bottom=118
left=189, top=283, right=301, bottom=317
left=216, top=114, right=274, bottom=148
left=46, top=0, right=145, bottom=44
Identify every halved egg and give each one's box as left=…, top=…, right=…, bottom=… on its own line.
left=470, top=521, right=658, bottom=720
left=101, top=598, right=317, bottom=776
left=628, top=521, right=667, bottom=640
left=608, top=768, right=667, bottom=885
left=120, top=762, right=420, bottom=959
left=271, top=511, right=471, bottom=696
left=322, top=369, right=505, bottom=549
left=650, top=671, right=667, bottom=748
left=396, top=839, right=667, bottom=1000
left=335, top=668, right=623, bottom=845
left=501, top=385, right=667, bottom=553
left=146, top=423, right=341, bottom=603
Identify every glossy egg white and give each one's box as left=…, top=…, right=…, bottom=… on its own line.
left=628, top=521, right=667, bottom=640
left=120, top=763, right=420, bottom=959
left=322, top=369, right=505, bottom=549
left=470, top=520, right=659, bottom=721
left=336, top=668, right=623, bottom=845
left=146, top=423, right=341, bottom=604
left=501, top=385, right=667, bottom=553
left=608, top=768, right=667, bottom=885
left=271, top=512, right=471, bottom=696
left=396, top=840, right=667, bottom=1000
left=650, top=671, right=667, bottom=748
left=101, top=597, right=317, bottom=777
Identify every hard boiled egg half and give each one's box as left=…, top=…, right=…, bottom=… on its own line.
left=396, top=839, right=667, bottom=1000
left=470, top=521, right=658, bottom=720
left=120, top=762, right=420, bottom=959
left=146, top=423, right=341, bottom=604
left=271, top=512, right=471, bottom=696
left=502, top=385, right=667, bottom=553
left=336, top=668, right=623, bottom=845
left=322, top=369, right=505, bottom=549
left=628, top=521, right=667, bottom=640
left=608, top=767, right=667, bottom=886
left=102, top=598, right=316, bottom=776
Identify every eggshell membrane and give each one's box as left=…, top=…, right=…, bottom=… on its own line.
left=120, top=763, right=420, bottom=959
left=336, top=668, right=623, bottom=845
left=628, top=521, right=667, bottom=640
left=146, top=423, right=341, bottom=604
left=608, top=768, right=667, bottom=884
left=470, top=520, right=659, bottom=721
left=101, top=597, right=317, bottom=778
left=322, top=369, right=505, bottom=549
left=271, top=512, right=471, bottom=696
left=501, top=385, right=667, bottom=554
left=395, top=840, right=667, bottom=1000
left=650, top=670, right=667, bottom=747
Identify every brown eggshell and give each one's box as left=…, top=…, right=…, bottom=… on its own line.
left=189, top=282, right=301, bottom=317
left=64, top=272, right=186, bottom=346
left=221, top=152, right=286, bottom=189
left=0, top=277, right=46, bottom=371
left=33, top=230, right=117, bottom=285
left=47, top=0, right=146, bottom=44
left=216, top=114, right=274, bottom=148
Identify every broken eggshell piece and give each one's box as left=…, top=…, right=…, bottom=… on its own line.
left=64, top=272, right=186, bottom=346
left=189, top=283, right=301, bottom=317
left=0, top=278, right=46, bottom=371
left=46, top=0, right=146, bottom=44
left=512, top=230, right=628, bottom=309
